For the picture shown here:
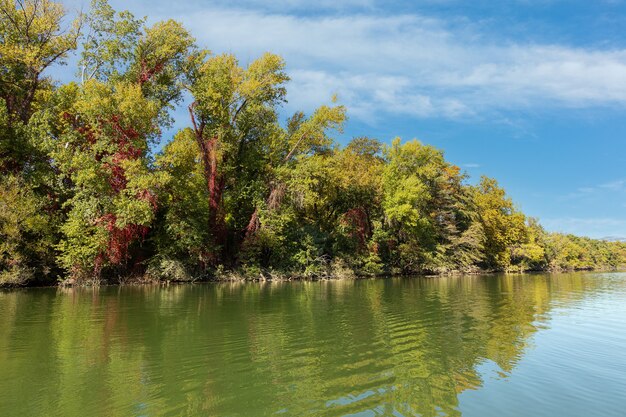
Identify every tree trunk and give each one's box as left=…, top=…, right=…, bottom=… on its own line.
left=190, top=105, right=227, bottom=260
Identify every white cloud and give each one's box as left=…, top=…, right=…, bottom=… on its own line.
left=74, top=1, right=626, bottom=121
left=599, top=179, right=626, bottom=190
left=561, top=178, right=626, bottom=199
left=577, top=187, right=595, bottom=193
left=542, top=217, right=626, bottom=238
left=287, top=70, right=470, bottom=121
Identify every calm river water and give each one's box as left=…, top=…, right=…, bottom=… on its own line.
left=1, top=272, right=626, bottom=416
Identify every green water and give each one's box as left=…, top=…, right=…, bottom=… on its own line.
left=1, top=273, right=626, bottom=417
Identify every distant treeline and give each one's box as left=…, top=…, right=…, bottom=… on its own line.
left=1, top=0, right=625, bottom=285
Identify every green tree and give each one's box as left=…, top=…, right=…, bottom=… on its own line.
left=151, top=128, right=211, bottom=280
left=240, top=104, right=346, bottom=274
left=0, top=0, right=80, bottom=284
left=185, top=52, right=289, bottom=264
left=378, top=138, right=477, bottom=273
left=0, top=0, right=80, bottom=171
left=472, top=176, right=527, bottom=270
left=49, top=1, right=194, bottom=281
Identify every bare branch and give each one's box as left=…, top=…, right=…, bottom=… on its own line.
left=284, top=134, right=307, bottom=163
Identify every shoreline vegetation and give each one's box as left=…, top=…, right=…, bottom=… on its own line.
left=2, top=1, right=626, bottom=288
left=0, top=265, right=626, bottom=290
left=10, top=266, right=626, bottom=289
left=57, top=267, right=626, bottom=289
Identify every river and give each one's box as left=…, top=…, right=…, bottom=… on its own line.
left=1, top=272, right=625, bottom=416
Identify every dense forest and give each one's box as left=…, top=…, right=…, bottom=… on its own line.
left=1, top=0, right=625, bottom=286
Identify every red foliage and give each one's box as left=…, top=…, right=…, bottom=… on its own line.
left=67, top=111, right=158, bottom=271
left=137, top=189, right=157, bottom=210
left=246, top=208, right=260, bottom=235
left=63, top=112, right=96, bottom=144
left=138, top=60, right=164, bottom=85
left=96, top=213, right=150, bottom=267
left=96, top=115, right=156, bottom=268
left=100, top=115, right=143, bottom=193
left=342, top=207, right=370, bottom=250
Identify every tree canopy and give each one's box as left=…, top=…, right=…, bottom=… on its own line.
left=1, top=0, right=624, bottom=285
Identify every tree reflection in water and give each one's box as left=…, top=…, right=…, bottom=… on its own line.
left=0, top=273, right=617, bottom=417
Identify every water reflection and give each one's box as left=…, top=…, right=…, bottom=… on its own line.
left=0, top=273, right=622, bottom=417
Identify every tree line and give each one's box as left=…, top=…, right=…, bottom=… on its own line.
left=1, top=0, right=625, bottom=285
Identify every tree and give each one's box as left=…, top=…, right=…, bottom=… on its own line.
left=472, top=176, right=527, bottom=270
left=0, top=0, right=80, bottom=171
left=2, top=0, right=624, bottom=285
left=0, top=0, right=80, bottom=284
left=151, top=128, right=211, bottom=279
left=185, top=52, right=289, bottom=264
left=239, top=104, right=346, bottom=273
left=379, top=138, right=476, bottom=273
left=50, top=1, right=194, bottom=281
left=185, top=52, right=347, bottom=269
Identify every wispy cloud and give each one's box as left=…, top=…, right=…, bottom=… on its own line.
left=599, top=179, right=626, bottom=190
left=561, top=178, right=626, bottom=199
left=61, top=1, right=626, bottom=122
left=136, top=5, right=626, bottom=121
left=542, top=217, right=626, bottom=238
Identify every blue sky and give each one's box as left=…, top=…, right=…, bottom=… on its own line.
left=60, top=0, right=626, bottom=238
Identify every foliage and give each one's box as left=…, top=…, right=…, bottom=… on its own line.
left=0, top=175, right=59, bottom=284
left=47, top=1, right=194, bottom=282
left=472, top=176, right=527, bottom=270
left=1, top=0, right=624, bottom=285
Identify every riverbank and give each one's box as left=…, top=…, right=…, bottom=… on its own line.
left=2, top=265, right=622, bottom=289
